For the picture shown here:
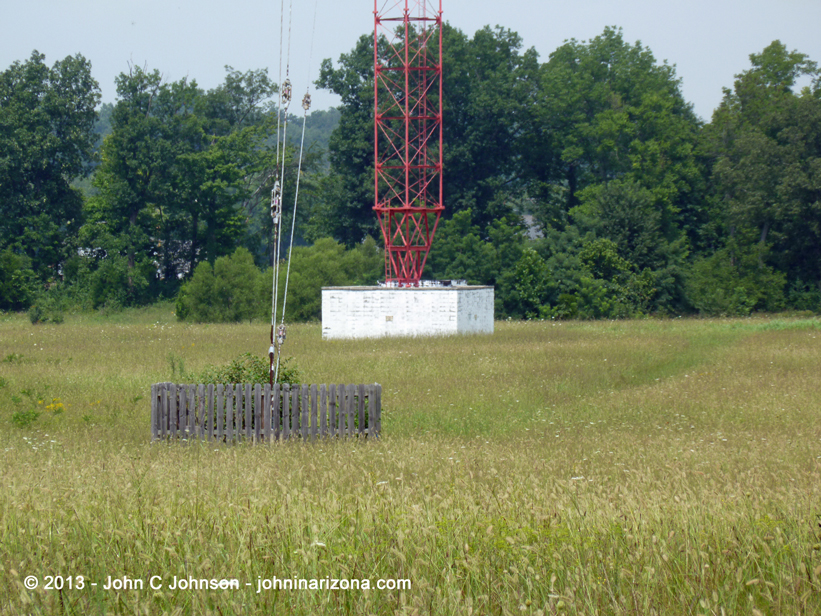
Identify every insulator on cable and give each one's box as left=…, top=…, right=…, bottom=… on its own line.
left=276, top=324, right=286, bottom=346
left=270, top=181, right=282, bottom=223
left=268, top=345, right=275, bottom=357
left=281, top=79, right=292, bottom=109
left=302, top=93, right=311, bottom=111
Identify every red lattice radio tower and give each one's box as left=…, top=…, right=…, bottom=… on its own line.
left=374, top=0, right=444, bottom=285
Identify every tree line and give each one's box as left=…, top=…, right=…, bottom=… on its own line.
left=1, top=25, right=820, bottom=322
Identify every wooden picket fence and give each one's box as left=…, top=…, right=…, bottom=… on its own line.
left=151, top=383, right=381, bottom=443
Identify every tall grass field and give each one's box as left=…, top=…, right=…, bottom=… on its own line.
left=1, top=306, right=820, bottom=615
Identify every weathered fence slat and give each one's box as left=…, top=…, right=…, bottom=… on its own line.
left=159, top=384, right=167, bottom=438
left=216, top=384, right=224, bottom=440
left=244, top=384, right=252, bottom=441
left=196, top=384, right=204, bottom=440
left=263, top=383, right=272, bottom=442
left=206, top=384, right=214, bottom=440
left=358, top=383, right=365, bottom=437
left=336, top=385, right=343, bottom=437
left=346, top=385, right=354, bottom=437
left=366, top=384, right=374, bottom=437
left=233, top=384, right=241, bottom=442
left=335, top=384, right=342, bottom=437
left=300, top=385, right=308, bottom=440
left=191, top=384, right=198, bottom=438
left=190, top=385, right=197, bottom=439
left=193, top=384, right=199, bottom=438
left=310, top=384, right=318, bottom=441
left=293, top=385, right=299, bottom=437
left=168, top=384, right=177, bottom=438
left=182, top=385, right=191, bottom=439
left=236, top=384, right=243, bottom=441
left=336, top=383, right=344, bottom=437
left=226, top=386, right=233, bottom=442
left=272, top=383, right=280, bottom=440
left=254, top=384, right=262, bottom=442
left=151, top=383, right=380, bottom=443
left=178, top=385, right=185, bottom=438
left=319, top=384, right=327, bottom=438
left=282, top=384, right=291, bottom=439
left=328, top=384, right=336, bottom=438
left=351, top=385, right=358, bottom=437
left=193, top=385, right=199, bottom=439
left=190, top=385, right=197, bottom=440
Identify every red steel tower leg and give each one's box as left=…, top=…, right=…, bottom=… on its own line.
left=374, top=0, right=444, bottom=285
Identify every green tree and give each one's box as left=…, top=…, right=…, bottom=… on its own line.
left=426, top=209, right=526, bottom=316
left=284, top=108, right=341, bottom=165
left=82, top=67, right=178, bottom=299
left=510, top=28, right=704, bottom=314
left=0, top=51, right=100, bottom=279
left=314, top=23, right=538, bottom=248
left=440, top=25, right=539, bottom=230
left=527, top=231, right=659, bottom=319
left=520, top=27, right=703, bottom=241
left=426, top=210, right=499, bottom=284
left=0, top=249, right=37, bottom=311
left=557, top=237, right=655, bottom=319
left=176, top=247, right=264, bottom=322
left=313, top=35, right=377, bottom=246
left=510, top=249, right=552, bottom=319
left=277, top=237, right=383, bottom=322
left=686, top=243, right=786, bottom=316
left=572, top=180, right=663, bottom=269
left=177, top=239, right=383, bottom=324
left=571, top=179, right=688, bottom=310
left=81, top=65, right=293, bottom=305
left=701, top=40, right=821, bottom=307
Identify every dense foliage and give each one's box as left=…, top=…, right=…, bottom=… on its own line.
left=197, top=352, right=301, bottom=386
left=0, top=51, right=99, bottom=287
left=2, top=28, right=819, bottom=320
left=316, top=28, right=820, bottom=319
left=175, top=239, right=381, bottom=323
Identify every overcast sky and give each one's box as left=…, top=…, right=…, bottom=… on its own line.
left=3, top=0, right=820, bottom=122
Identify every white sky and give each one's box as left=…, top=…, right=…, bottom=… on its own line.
left=3, top=0, right=820, bottom=122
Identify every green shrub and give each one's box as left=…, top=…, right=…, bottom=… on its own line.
left=686, top=247, right=786, bottom=316
left=539, top=237, right=659, bottom=319
left=59, top=254, right=117, bottom=311
left=509, top=248, right=552, bottom=319
left=28, top=303, right=64, bottom=324
left=27, top=293, right=65, bottom=324
left=280, top=237, right=383, bottom=322
left=176, top=248, right=265, bottom=323
left=90, top=254, right=133, bottom=309
left=0, top=248, right=37, bottom=311
left=786, top=281, right=821, bottom=313
left=11, top=409, right=39, bottom=429
left=197, top=353, right=301, bottom=385
left=176, top=239, right=383, bottom=324
left=27, top=304, right=44, bottom=324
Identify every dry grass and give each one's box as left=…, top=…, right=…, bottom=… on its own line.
left=1, top=308, right=820, bottom=615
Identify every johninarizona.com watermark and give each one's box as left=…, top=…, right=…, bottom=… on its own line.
left=254, top=576, right=411, bottom=592
left=24, top=574, right=411, bottom=593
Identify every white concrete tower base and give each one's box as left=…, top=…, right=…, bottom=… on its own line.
left=321, top=286, right=494, bottom=339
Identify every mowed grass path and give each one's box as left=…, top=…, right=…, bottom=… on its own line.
left=1, top=308, right=820, bottom=615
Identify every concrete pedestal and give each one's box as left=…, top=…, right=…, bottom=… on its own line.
left=321, top=286, right=494, bottom=339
